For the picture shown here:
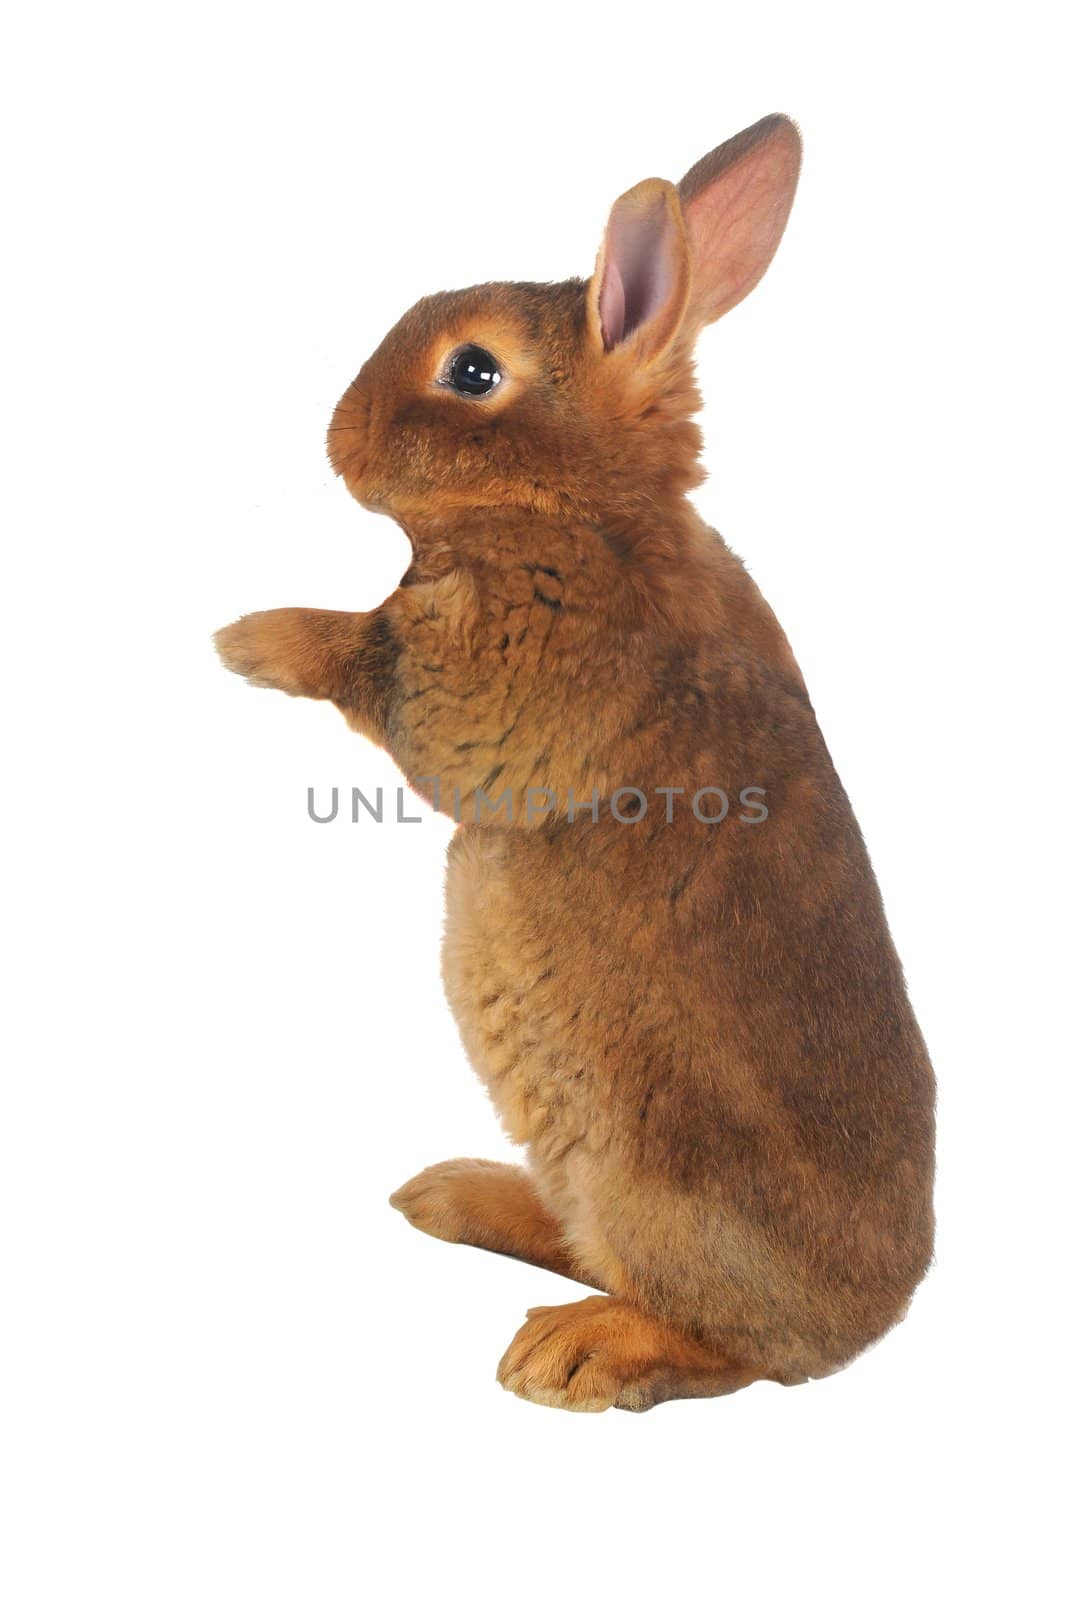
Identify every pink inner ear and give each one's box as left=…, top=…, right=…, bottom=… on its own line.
left=599, top=202, right=675, bottom=351
left=599, top=259, right=627, bottom=349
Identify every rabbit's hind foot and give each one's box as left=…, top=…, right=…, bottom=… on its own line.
left=497, top=1295, right=773, bottom=1413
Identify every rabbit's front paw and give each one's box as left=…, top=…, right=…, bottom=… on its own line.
left=214, top=609, right=325, bottom=697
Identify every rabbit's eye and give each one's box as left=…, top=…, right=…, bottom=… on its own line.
left=448, top=345, right=501, bottom=397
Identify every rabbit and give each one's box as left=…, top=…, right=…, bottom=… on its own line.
left=216, top=114, right=935, bottom=1413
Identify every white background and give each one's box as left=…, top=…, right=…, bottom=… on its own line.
left=2, top=3, right=1063, bottom=1596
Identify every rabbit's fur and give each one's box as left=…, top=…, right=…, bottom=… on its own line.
left=217, top=116, right=935, bottom=1412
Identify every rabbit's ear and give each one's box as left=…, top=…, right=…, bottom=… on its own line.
left=678, top=114, right=801, bottom=327
left=588, top=178, right=691, bottom=361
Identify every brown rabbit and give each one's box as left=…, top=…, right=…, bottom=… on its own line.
left=216, top=115, right=935, bottom=1412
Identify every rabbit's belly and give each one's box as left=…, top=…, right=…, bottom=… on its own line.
left=442, top=833, right=596, bottom=1157
left=443, top=929, right=592, bottom=1155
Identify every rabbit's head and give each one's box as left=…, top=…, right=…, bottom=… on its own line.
left=328, top=115, right=800, bottom=530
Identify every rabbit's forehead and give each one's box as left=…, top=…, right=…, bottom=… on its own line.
left=429, top=311, right=538, bottom=380
left=376, top=282, right=586, bottom=382
left=383, top=294, right=547, bottom=380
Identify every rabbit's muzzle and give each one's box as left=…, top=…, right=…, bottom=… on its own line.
left=326, top=379, right=373, bottom=494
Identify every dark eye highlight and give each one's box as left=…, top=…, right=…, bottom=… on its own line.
left=448, top=345, right=502, bottom=397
